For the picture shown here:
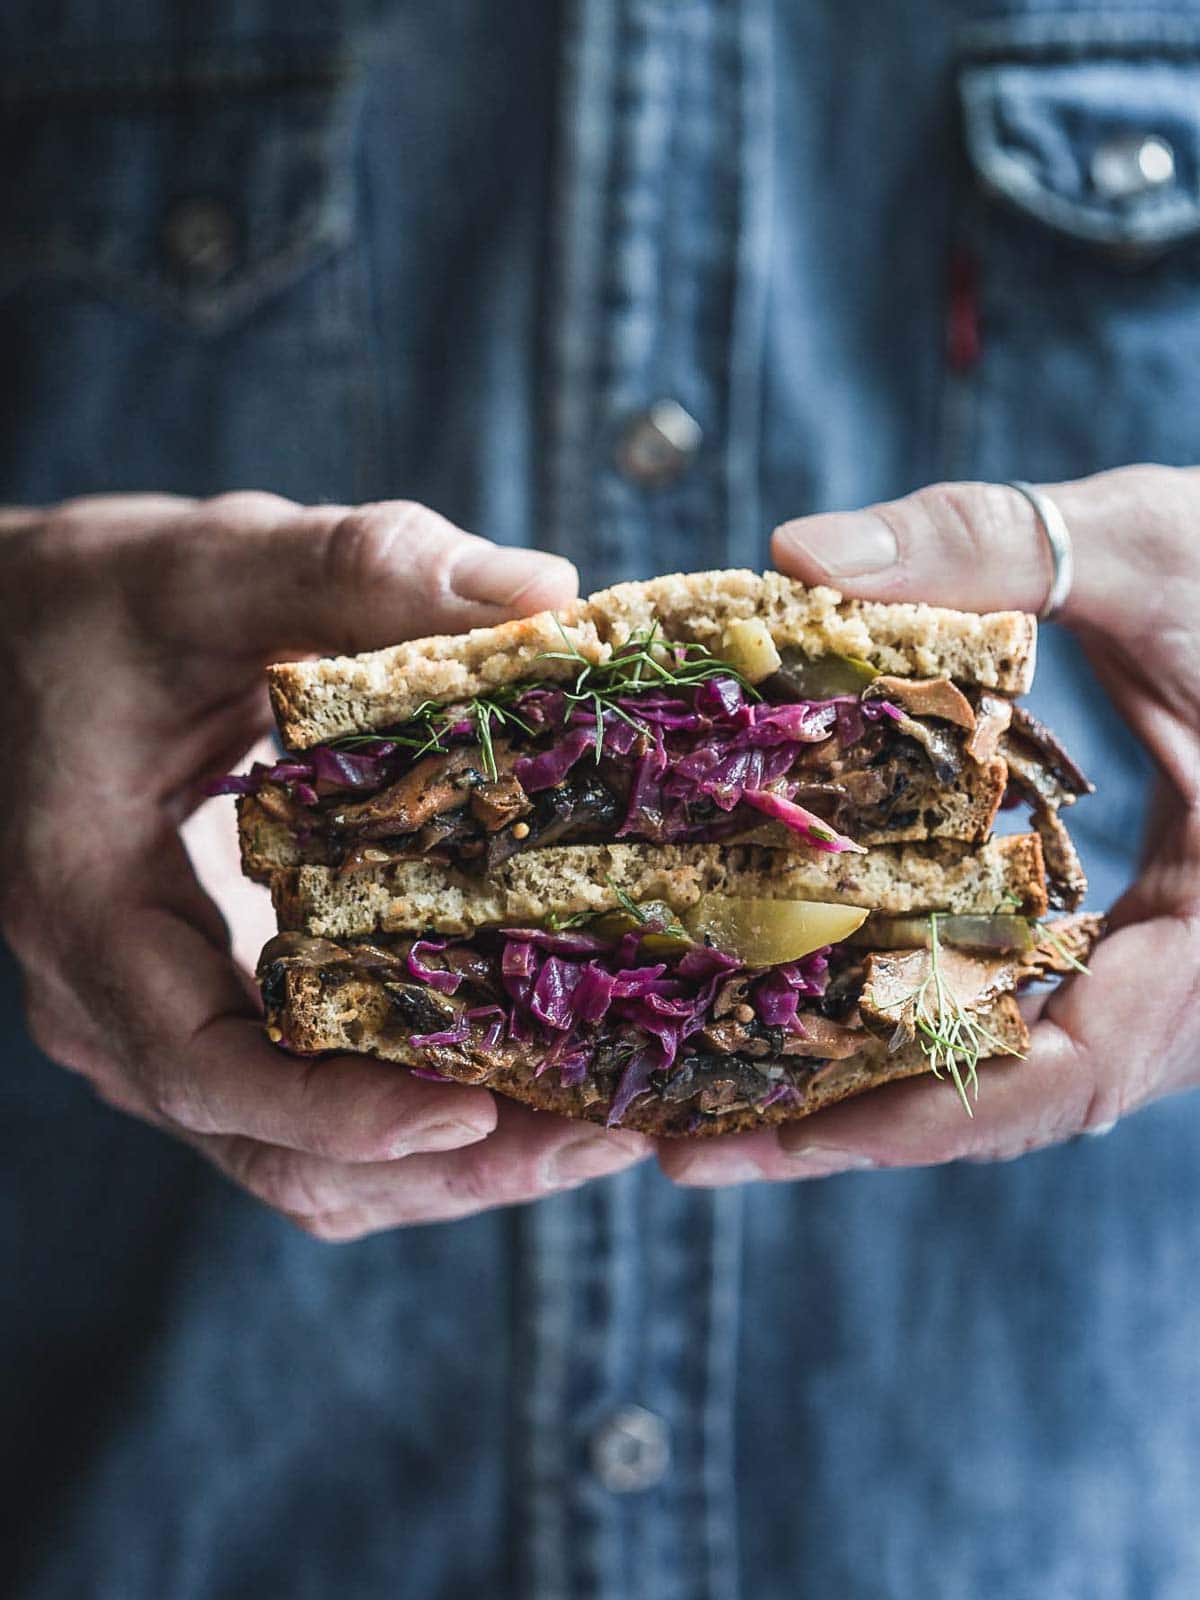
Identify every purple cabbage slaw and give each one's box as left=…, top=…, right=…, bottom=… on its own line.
left=407, top=922, right=831, bottom=1126
left=209, top=674, right=901, bottom=855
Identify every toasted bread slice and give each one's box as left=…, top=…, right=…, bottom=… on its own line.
left=261, top=834, right=1048, bottom=939
left=261, top=961, right=1029, bottom=1138
left=268, top=570, right=1037, bottom=748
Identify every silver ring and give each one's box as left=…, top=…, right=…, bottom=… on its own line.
left=1006, top=480, right=1074, bottom=621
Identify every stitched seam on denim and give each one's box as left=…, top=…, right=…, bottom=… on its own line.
left=958, top=12, right=1200, bottom=60
left=591, top=0, right=687, bottom=585
left=0, top=46, right=356, bottom=103
left=702, top=1187, right=743, bottom=1600
left=721, top=0, right=772, bottom=572
left=960, top=68, right=1200, bottom=249
left=542, top=0, right=621, bottom=575
left=520, top=1192, right=575, bottom=1600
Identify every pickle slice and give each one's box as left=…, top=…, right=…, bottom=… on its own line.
left=772, top=649, right=879, bottom=700
left=682, top=895, right=868, bottom=966
left=853, top=913, right=1035, bottom=955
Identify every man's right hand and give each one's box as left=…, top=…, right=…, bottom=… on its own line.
left=0, top=492, right=649, bottom=1238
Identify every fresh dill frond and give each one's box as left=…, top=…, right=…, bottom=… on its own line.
left=607, top=879, right=650, bottom=922
left=898, top=913, right=1025, bottom=1117
left=536, top=617, right=758, bottom=763
left=471, top=697, right=534, bottom=782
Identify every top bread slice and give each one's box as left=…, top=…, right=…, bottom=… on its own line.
left=268, top=569, right=1038, bottom=749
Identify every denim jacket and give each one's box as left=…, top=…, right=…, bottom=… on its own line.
left=3, top=3, right=1198, bottom=1597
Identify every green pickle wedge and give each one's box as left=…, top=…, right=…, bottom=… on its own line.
left=852, top=914, right=1035, bottom=955
left=773, top=649, right=879, bottom=699
left=681, top=895, right=868, bottom=967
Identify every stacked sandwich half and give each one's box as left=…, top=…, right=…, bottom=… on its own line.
left=219, top=570, right=1099, bottom=1137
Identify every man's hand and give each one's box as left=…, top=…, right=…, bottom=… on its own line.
left=0, top=492, right=648, bottom=1238
left=659, top=464, right=1200, bottom=1186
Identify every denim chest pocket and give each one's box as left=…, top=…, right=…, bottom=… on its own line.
left=948, top=13, right=1200, bottom=488
left=0, top=44, right=379, bottom=504
left=0, top=46, right=359, bottom=331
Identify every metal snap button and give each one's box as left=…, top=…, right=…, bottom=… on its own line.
left=163, top=197, right=239, bottom=282
left=1090, top=133, right=1176, bottom=202
left=616, top=399, right=703, bottom=489
left=590, top=1405, right=671, bottom=1493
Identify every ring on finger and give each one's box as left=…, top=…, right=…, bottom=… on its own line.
left=1005, top=479, right=1074, bottom=621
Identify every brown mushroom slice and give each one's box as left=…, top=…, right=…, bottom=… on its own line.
left=964, top=693, right=1013, bottom=765
left=866, top=675, right=977, bottom=731
left=778, top=1012, right=866, bottom=1059
left=327, top=746, right=482, bottom=838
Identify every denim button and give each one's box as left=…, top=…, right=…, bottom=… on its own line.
left=163, top=197, right=238, bottom=282
left=616, top=400, right=702, bottom=488
left=590, top=1405, right=671, bottom=1493
left=1090, top=134, right=1175, bottom=202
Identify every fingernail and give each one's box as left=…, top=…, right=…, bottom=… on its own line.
left=671, top=1154, right=764, bottom=1188
left=542, top=1134, right=647, bottom=1188
left=777, top=512, right=898, bottom=579
left=391, top=1120, right=489, bottom=1158
left=776, top=1139, right=876, bottom=1174
left=451, top=542, right=575, bottom=608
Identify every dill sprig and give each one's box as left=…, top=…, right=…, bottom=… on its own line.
left=896, top=913, right=1025, bottom=1117
left=332, top=693, right=529, bottom=782
left=538, top=619, right=757, bottom=762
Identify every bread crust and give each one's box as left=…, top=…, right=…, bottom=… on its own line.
left=259, top=834, right=1048, bottom=938
left=267, top=569, right=1037, bottom=748
left=264, top=964, right=1029, bottom=1138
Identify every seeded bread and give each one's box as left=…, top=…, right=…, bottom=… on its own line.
left=262, top=963, right=1029, bottom=1138
left=267, top=569, right=1037, bottom=748
left=263, top=834, right=1048, bottom=939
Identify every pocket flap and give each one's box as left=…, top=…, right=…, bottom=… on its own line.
left=960, top=24, right=1200, bottom=254
left=0, top=45, right=359, bottom=330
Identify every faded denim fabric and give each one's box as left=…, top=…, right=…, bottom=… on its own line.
left=1, top=2, right=1197, bottom=1597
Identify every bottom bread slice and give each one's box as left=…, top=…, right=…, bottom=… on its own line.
left=262, top=958, right=1029, bottom=1139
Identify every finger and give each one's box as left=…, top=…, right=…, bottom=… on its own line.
left=144, top=492, right=580, bottom=658
left=276, top=1100, right=651, bottom=1240
left=69, top=852, right=500, bottom=1159
left=770, top=463, right=1196, bottom=629
left=193, top=1117, right=495, bottom=1217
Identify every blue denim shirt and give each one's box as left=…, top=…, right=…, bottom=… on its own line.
left=2, top=3, right=1198, bottom=1596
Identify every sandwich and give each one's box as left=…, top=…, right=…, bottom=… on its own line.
left=216, top=570, right=1099, bottom=1137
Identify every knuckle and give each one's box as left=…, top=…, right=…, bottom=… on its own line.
left=320, top=502, right=445, bottom=595
left=912, top=482, right=996, bottom=562
left=446, top=1150, right=542, bottom=1211
left=225, top=1143, right=331, bottom=1217
left=202, top=490, right=296, bottom=530
left=146, top=1069, right=210, bottom=1134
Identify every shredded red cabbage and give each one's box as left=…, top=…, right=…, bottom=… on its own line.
left=407, top=924, right=832, bottom=1125
left=407, top=938, right=463, bottom=994
left=209, top=666, right=905, bottom=860
left=741, top=790, right=867, bottom=854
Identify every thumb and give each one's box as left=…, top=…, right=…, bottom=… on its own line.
left=771, top=480, right=1061, bottom=616
left=769, top=469, right=1185, bottom=628
left=150, top=493, right=580, bottom=658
